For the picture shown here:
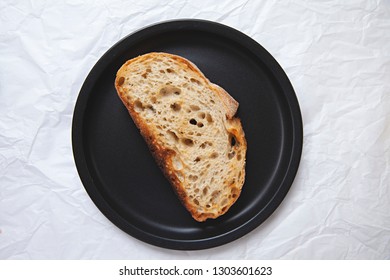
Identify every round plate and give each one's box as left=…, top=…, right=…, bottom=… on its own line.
left=72, top=19, right=303, bottom=250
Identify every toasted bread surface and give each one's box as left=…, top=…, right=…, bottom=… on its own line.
left=115, top=52, right=246, bottom=221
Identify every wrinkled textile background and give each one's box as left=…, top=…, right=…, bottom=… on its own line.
left=1, top=0, right=389, bottom=259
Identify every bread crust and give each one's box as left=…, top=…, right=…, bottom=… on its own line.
left=115, top=52, right=246, bottom=222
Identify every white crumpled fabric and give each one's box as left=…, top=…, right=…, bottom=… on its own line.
left=1, top=0, right=389, bottom=259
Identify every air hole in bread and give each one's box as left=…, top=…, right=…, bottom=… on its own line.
left=117, top=76, right=125, bottom=86
left=231, top=187, right=239, bottom=198
left=194, top=157, right=201, bottom=162
left=134, top=100, right=144, bottom=112
left=190, top=105, right=200, bottom=111
left=146, top=105, right=155, bottom=113
left=141, top=73, right=148, bottom=79
left=198, top=112, right=206, bottom=119
left=172, top=156, right=183, bottom=170
left=151, top=96, right=157, bottom=103
left=160, top=87, right=168, bottom=95
left=189, top=175, right=198, bottom=181
left=166, top=68, right=175, bottom=73
left=228, top=151, right=236, bottom=160
left=159, top=70, right=165, bottom=74
left=200, top=143, right=206, bottom=149
left=170, top=103, right=181, bottom=111
left=221, top=205, right=228, bottom=212
left=237, top=153, right=242, bottom=161
left=182, top=138, right=194, bottom=147
left=210, top=152, right=218, bottom=159
left=206, top=204, right=211, bottom=208
left=229, top=133, right=237, bottom=146
left=159, top=85, right=181, bottom=96
left=210, top=99, right=215, bottom=104
left=190, top=78, right=202, bottom=85
left=203, top=187, right=209, bottom=195
left=211, top=190, right=220, bottom=201
left=167, top=130, right=179, bottom=142
left=197, top=122, right=204, bottom=128
left=189, top=118, right=197, bottom=125
left=206, top=113, right=213, bottom=123
left=193, top=198, right=199, bottom=205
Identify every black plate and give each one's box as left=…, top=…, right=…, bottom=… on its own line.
left=72, top=20, right=303, bottom=250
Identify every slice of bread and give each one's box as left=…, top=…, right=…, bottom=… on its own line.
left=115, top=52, right=246, bottom=222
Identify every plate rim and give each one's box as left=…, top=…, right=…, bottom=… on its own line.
left=72, top=19, right=303, bottom=250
